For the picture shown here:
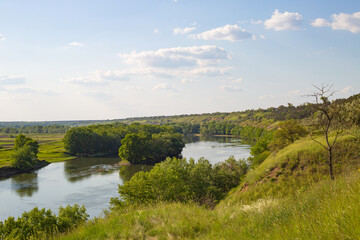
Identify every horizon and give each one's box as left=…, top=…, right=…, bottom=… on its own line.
left=1, top=0, right=359, bottom=121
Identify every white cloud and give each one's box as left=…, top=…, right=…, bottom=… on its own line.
left=231, top=77, right=243, bottom=83
left=251, top=19, right=263, bottom=25
left=118, top=45, right=230, bottom=68
left=1, top=86, right=56, bottom=95
left=189, top=67, right=230, bottom=76
left=65, top=42, right=84, bottom=48
left=153, top=83, right=174, bottom=91
left=220, top=85, right=242, bottom=92
left=190, top=24, right=254, bottom=42
left=331, top=12, right=360, bottom=33
left=0, top=74, right=26, bottom=85
left=173, top=27, right=196, bottom=35
left=339, top=86, right=353, bottom=93
left=98, top=69, right=173, bottom=80
left=181, top=78, right=194, bottom=84
left=264, top=9, right=303, bottom=31
left=64, top=76, right=107, bottom=85
left=311, top=12, right=360, bottom=33
left=154, top=29, right=160, bottom=34
left=0, top=35, right=5, bottom=40
left=310, top=18, right=331, bottom=27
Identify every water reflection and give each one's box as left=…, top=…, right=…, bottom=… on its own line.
left=119, top=164, right=153, bottom=182
left=64, top=158, right=121, bottom=182
left=11, top=173, right=38, bottom=197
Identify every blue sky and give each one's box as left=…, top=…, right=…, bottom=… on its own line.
left=0, top=0, right=359, bottom=121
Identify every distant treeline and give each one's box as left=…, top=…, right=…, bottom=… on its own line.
left=0, top=125, right=70, bottom=134
left=63, top=123, right=184, bottom=164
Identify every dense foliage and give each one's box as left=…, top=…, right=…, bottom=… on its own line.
left=118, top=132, right=184, bottom=164
left=0, top=204, right=88, bottom=240
left=63, top=123, right=185, bottom=164
left=110, top=156, right=249, bottom=208
left=0, top=125, right=69, bottom=134
left=11, top=134, right=40, bottom=170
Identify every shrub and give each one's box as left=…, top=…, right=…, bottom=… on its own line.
left=11, top=145, right=37, bottom=170
left=0, top=205, right=88, bottom=240
left=110, top=156, right=249, bottom=209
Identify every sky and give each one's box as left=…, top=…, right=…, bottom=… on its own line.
left=0, top=0, right=359, bottom=121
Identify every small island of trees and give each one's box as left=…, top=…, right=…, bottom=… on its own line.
left=63, top=123, right=185, bottom=164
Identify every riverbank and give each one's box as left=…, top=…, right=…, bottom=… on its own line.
left=0, top=160, right=50, bottom=179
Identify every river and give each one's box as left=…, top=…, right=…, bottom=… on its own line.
left=0, top=136, right=250, bottom=221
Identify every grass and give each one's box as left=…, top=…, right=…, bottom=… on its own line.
left=222, top=133, right=360, bottom=206
left=58, top=171, right=360, bottom=239
left=0, top=133, right=75, bottom=167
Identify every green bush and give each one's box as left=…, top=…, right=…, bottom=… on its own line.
left=110, top=156, right=248, bottom=208
left=0, top=205, right=88, bottom=240
left=11, top=145, right=38, bottom=170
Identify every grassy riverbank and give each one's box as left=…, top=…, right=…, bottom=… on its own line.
left=0, top=133, right=75, bottom=167
left=59, top=172, right=360, bottom=239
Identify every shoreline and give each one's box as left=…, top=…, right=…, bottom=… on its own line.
left=0, top=160, right=50, bottom=179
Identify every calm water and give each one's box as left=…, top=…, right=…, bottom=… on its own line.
left=0, top=136, right=250, bottom=221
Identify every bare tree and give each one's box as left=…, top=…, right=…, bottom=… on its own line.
left=308, top=84, right=343, bottom=180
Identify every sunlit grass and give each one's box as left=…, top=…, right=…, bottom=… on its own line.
left=59, top=172, right=360, bottom=240
left=0, top=133, right=75, bottom=167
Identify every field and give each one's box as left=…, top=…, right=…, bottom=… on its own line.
left=0, top=133, right=75, bottom=167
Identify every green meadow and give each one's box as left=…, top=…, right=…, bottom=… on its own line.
left=0, top=133, right=75, bottom=167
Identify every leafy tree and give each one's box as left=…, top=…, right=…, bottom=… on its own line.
left=57, top=204, right=88, bottom=232
left=269, top=119, right=308, bottom=151
left=13, top=134, right=39, bottom=156
left=11, top=146, right=38, bottom=170
left=248, top=131, right=273, bottom=166
left=118, top=133, right=150, bottom=164
left=11, top=135, right=39, bottom=170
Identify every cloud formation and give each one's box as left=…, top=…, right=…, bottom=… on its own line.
left=264, top=9, right=303, bottom=31
left=310, top=18, right=331, bottom=27
left=68, top=42, right=84, bottom=47
left=153, top=83, right=174, bottom=91
left=64, top=76, right=107, bottom=85
left=311, top=12, right=360, bottom=33
left=173, top=27, right=196, bottom=35
left=1, top=86, right=56, bottom=95
left=220, top=85, right=242, bottom=92
left=0, top=74, right=26, bottom=85
left=0, top=35, right=5, bottom=40
left=118, top=45, right=230, bottom=68
left=190, top=24, right=254, bottom=42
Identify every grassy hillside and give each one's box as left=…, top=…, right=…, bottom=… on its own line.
left=222, top=134, right=360, bottom=206
left=59, top=171, right=360, bottom=239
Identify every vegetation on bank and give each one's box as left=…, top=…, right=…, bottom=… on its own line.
left=59, top=172, right=360, bottom=240
left=0, top=134, right=74, bottom=168
left=0, top=204, right=88, bottom=240
left=63, top=123, right=185, bottom=164
left=110, top=156, right=248, bottom=209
